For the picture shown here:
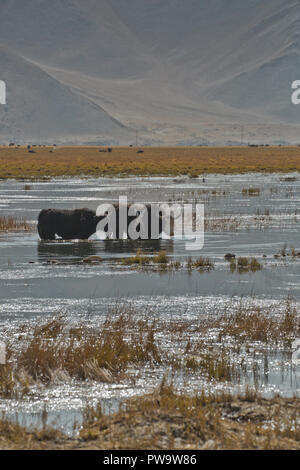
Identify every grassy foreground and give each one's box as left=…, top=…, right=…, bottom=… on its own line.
left=0, top=385, right=299, bottom=450
left=1, top=146, right=300, bottom=179
left=0, top=303, right=299, bottom=449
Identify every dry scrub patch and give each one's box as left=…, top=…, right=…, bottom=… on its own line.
left=1, top=302, right=299, bottom=398
left=77, top=384, right=300, bottom=450
left=0, top=303, right=300, bottom=449
left=0, top=216, right=34, bottom=233
left=0, top=418, right=66, bottom=450
left=0, top=384, right=299, bottom=449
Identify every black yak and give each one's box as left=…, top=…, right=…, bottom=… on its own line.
left=37, top=208, right=100, bottom=240
left=37, top=206, right=174, bottom=241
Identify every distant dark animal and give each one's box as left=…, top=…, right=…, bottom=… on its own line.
left=224, top=253, right=236, bottom=261
left=136, top=150, right=144, bottom=154
left=38, top=205, right=174, bottom=241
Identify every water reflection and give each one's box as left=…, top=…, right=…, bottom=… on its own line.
left=37, top=238, right=174, bottom=263
left=103, top=238, right=173, bottom=255
left=37, top=240, right=99, bottom=262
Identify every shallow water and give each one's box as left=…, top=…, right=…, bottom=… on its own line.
left=0, top=173, right=300, bottom=434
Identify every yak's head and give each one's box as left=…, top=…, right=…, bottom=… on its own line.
left=77, top=209, right=102, bottom=238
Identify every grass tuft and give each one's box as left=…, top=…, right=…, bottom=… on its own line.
left=229, top=257, right=262, bottom=273
left=0, top=216, right=34, bottom=233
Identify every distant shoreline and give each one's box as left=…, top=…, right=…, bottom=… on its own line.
left=1, top=145, right=300, bottom=180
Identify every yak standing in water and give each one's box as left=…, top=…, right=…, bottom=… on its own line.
left=37, top=206, right=173, bottom=241
left=37, top=208, right=100, bottom=240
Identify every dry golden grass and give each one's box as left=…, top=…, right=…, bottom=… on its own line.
left=120, top=250, right=178, bottom=270
left=17, top=314, right=161, bottom=385
left=0, top=216, right=34, bottom=233
left=1, top=303, right=300, bottom=450
left=77, top=382, right=300, bottom=450
left=1, top=145, right=300, bottom=179
left=2, top=301, right=299, bottom=399
left=215, top=302, right=300, bottom=346
left=0, top=313, right=168, bottom=398
left=0, top=417, right=64, bottom=450
left=229, top=257, right=262, bottom=273
left=0, top=364, right=31, bottom=399
left=191, top=256, right=214, bottom=270
left=242, top=187, right=261, bottom=196
left=1, top=383, right=299, bottom=449
left=120, top=250, right=215, bottom=272
left=0, top=381, right=299, bottom=450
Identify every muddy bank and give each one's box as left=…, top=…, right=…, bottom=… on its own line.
left=1, top=391, right=299, bottom=450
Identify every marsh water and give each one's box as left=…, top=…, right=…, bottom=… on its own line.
left=0, top=173, right=300, bottom=434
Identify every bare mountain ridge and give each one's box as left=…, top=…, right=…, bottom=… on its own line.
left=0, top=0, right=299, bottom=144
left=0, top=45, right=129, bottom=144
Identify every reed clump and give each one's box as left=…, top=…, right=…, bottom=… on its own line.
left=191, top=256, right=214, bottom=271
left=153, top=250, right=169, bottom=264
left=0, top=216, right=34, bottom=233
left=215, top=303, right=300, bottom=345
left=184, top=349, right=238, bottom=382
left=121, top=251, right=214, bottom=272
left=229, top=257, right=262, bottom=273
left=242, top=188, right=261, bottom=196
left=121, top=250, right=181, bottom=271
left=17, top=314, right=162, bottom=384
left=0, top=364, right=31, bottom=399
left=121, top=249, right=151, bottom=266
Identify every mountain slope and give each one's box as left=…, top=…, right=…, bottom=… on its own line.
left=0, top=46, right=129, bottom=143
left=0, top=0, right=299, bottom=144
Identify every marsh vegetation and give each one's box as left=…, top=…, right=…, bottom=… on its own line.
left=1, top=301, right=299, bottom=399
left=0, top=301, right=299, bottom=449
left=0, top=216, right=34, bottom=233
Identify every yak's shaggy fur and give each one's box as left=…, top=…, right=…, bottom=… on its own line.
left=37, top=208, right=99, bottom=240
